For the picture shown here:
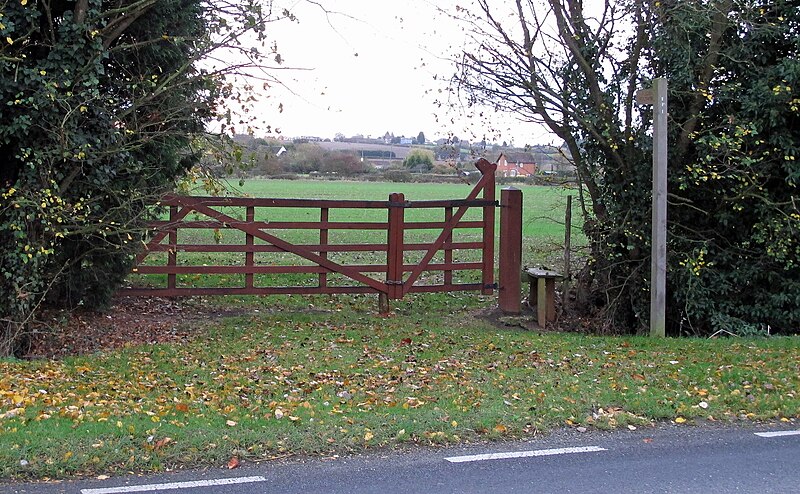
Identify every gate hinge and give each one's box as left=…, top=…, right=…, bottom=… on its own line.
left=386, top=280, right=404, bottom=285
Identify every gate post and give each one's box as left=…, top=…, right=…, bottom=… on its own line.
left=383, top=192, right=405, bottom=312
left=499, top=187, right=523, bottom=313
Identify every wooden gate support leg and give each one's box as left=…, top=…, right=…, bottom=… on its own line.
left=378, top=292, right=390, bottom=315
left=499, top=187, right=523, bottom=313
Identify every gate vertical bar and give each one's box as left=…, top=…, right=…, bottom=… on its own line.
left=245, top=205, right=255, bottom=289
left=481, top=169, right=496, bottom=295
left=444, top=206, right=453, bottom=286
left=167, top=205, right=178, bottom=291
left=499, top=187, right=523, bottom=313
left=387, top=193, right=405, bottom=301
left=319, top=207, right=329, bottom=289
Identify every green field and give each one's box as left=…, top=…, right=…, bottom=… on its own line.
left=233, top=179, right=578, bottom=240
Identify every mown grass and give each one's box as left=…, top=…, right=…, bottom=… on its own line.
left=1, top=292, right=798, bottom=480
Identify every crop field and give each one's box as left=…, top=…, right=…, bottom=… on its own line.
left=127, top=179, right=583, bottom=291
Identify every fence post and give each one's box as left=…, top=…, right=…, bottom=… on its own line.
left=499, top=187, right=523, bottom=313
left=384, top=192, right=405, bottom=312
left=562, top=195, right=572, bottom=315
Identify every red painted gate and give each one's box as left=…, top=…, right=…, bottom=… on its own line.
left=124, top=159, right=507, bottom=308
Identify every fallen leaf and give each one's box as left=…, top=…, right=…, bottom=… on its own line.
left=226, top=420, right=237, bottom=427
left=227, top=457, right=240, bottom=469
left=675, top=417, right=686, bottom=424
left=154, top=437, right=172, bottom=450
left=643, top=438, right=653, bottom=443
left=493, top=423, right=507, bottom=433
left=364, top=431, right=374, bottom=441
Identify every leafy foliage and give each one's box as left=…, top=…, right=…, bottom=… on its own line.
left=0, top=0, right=293, bottom=355
left=652, top=1, right=800, bottom=335
left=403, top=149, right=435, bottom=172
left=449, top=0, right=799, bottom=335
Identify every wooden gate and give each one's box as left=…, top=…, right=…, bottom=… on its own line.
left=124, top=159, right=500, bottom=307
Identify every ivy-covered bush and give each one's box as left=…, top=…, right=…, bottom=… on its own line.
left=0, top=0, right=286, bottom=356
left=653, top=1, right=800, bottom=335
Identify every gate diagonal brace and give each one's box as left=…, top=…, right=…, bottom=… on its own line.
left=401, top=166, right=496, bottom=295
left=174, top=197, right=389, bottom=294
left=136, top=206, right=193, bottom=265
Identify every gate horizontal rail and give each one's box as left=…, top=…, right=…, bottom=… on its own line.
left=124, top=159, right=500, bottom=307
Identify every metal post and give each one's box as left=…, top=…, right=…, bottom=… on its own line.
left=650, top=78, right=668, bottom=337
left=499, top=187, right=523, bottom=313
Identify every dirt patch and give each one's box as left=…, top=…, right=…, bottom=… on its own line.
left=26, top=297, right=246, bottom=359
left=472, top=305, right=595, bottom=334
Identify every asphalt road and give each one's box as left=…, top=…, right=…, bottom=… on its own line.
left=4, top=422, right=799, bottom=494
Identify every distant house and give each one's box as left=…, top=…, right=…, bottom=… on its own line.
left=496, top=152, right=537, bottom=177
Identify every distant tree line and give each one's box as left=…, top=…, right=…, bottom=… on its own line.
left=235, top=140, right=374, bottom=177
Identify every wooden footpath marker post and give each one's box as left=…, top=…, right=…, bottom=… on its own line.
left=637, top=78, right=668, bottom=337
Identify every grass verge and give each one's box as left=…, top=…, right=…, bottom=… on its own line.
left=1, top=293, right=798, bottom=480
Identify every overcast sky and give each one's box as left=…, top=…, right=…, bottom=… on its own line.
left=248, top=0, right=557, bottom=146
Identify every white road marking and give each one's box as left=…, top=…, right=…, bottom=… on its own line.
left=445, top=446, right=607, bottom=463
left=80, top=475, right=267, bottom=494
left=755, top=430, right=800, bottom=438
